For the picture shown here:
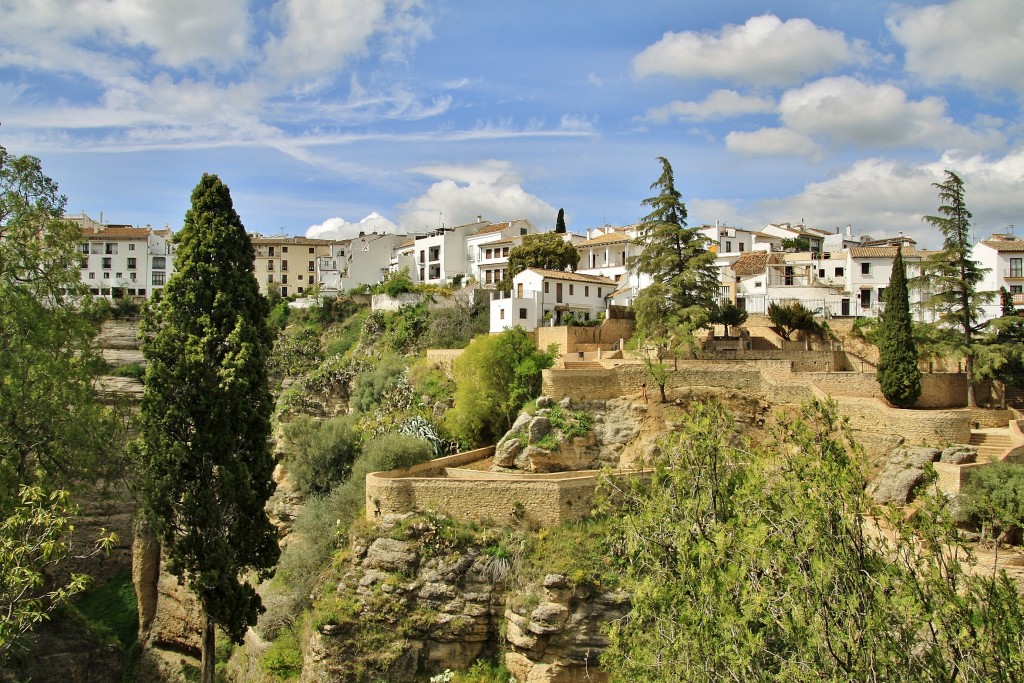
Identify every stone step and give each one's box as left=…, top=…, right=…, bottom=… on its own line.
left=562, top=361, right=602, bottom=370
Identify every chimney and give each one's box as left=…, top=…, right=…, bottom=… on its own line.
left=846, top=224, right=852, bottom=237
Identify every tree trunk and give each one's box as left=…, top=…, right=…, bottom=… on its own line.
left=658, top=383, right=667, bottom=403
left=201, top=607, right=216, bottom=683
left=966, top=354, right=977, bottom=408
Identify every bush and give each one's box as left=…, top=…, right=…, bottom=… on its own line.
left=269, top=326, right=324, bottom=377
left=71, top=570, right=138, bottom=648
left=349, top=353, right=409, bottom=415
left=767, top=301, right=823, bottom=340
left=958, top=461, right=1024, bottom=546
left=261, top=623, right=303, bottom=679
left=109, top=362, right=146, bottom=380
left=281, top=414, right=361, bottom=496
left=422, top=304, right=489, bottom=349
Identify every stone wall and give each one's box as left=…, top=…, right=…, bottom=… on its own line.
left=803, top=371, right=967, bottom=409
left=536, top=318, right=635, bottom=356
left=829, top=396, right=971, bottom=453
left=366, top=447, right=646, bottom=528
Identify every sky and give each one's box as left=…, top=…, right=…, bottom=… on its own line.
left=1, top=0, right=1022, bottom=248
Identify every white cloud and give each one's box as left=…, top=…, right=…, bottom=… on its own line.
left=754, top=150, right=1024, bottom=247
left=888, top=0, right=1024, bottom=95
left=725, top=128, right=822, bottom=160
left=634, top=15, right=862, bottom=86
left=644, top=90, right=776, bottom=122
left=261, top=0, right=430, bottom=82
left=779, top=77, right=1000, bottom=152
left=305, top=212, right=400, bottom=240
left=400, top=161, right=556, bottom=232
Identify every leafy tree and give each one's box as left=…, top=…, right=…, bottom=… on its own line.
left=554, top=208, right=566, bottom=234
left=634, top=333, right=677, bottom=402
left=917, top=170, right=991, bottom=406
left=958, top=462, right=1024, bottom=548
left=602, top=398, right=1024, bottom=682
left=137, top=174, right=279, bottom=683
left=976, top=288, right=1024, bottom=404
left=876, top=245, right=922, bottom=407
left=445, top=328, right=556, bottom=446
left=780, top=235, right=812, bottom=252
left=0, top=146, right=122, bottom=657
left=708, top=301, right=747, bottom=338
left=628, top=157, right=718, bottom=341
left=500, top=232, right=579, bottom=290
left=767, top=300, right=823, bottom=341
left=281, top=415, right=362, bottom=496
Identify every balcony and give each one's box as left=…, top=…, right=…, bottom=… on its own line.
left=1003, top=269, right=1024, bottom=279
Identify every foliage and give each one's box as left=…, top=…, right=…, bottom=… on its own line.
left=431, top=660, right=515, bottom=683
left=446, top=329, right=556, bottom=446
left=780, top=235, right=811, bottom=251
left=0, top=145, right=122, bottom=658
left=137, top=174, right=280, bottom=681
left=555, top=208, right=566, bottom=234
left=0, top=486, right=115, bottom=658
left=380, top=267, right=414, bottom=297
left=361, top=303, right=430, bottom=354
left=281, top=415, right=362, bottom=497
left=707, top=300, right=747, bottom=338
left=349, top=353, right=409, bottom=415
left=917, top=170, right=992, bottom=406
left=408, top=360, right=456, bottom=405
left=628, top=157, right=719, bottom=339
left=323, top=307, right=369, bottom=357
left=977, top=291, right=1024, bottom=393
left=109, top=361, right=147, bottom=380
left=876, top=245, right=922, bottom=407
left=268, top=325, right=324, bottom=377
left=72, top=570, right=138, bottom=649
left=767, top=300, right=823, bottom=340
left=398, top=415, right=457, bottom=458
left=261, top=623, right=303, bottom=679
left=500, top=232, right=580, bottom=289
left=958, top=462, right=1024, bottom=548
left=421, top=300, right=490, bottom=349
left=266, top=293, right=290, bottom=331
left=601, top=398, right=1024, bottom=682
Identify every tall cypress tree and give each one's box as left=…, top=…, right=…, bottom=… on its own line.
left=876, top=245, right=921, bottom=407
left=138, top=174, right=279, bottom=683
left=555, top=207, right=566, bottom=233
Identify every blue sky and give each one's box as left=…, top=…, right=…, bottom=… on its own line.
left=2, top=0, right=1022, bottom=248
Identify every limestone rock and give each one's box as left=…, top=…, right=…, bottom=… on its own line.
left=536, top=396, right=553, bottom=409
left=940, top=445, right=978, bottom=464
left=494, top=437, right=523, bottom=467
left=871, top=446, right=940, bottom=505
left=364, top=537, right=419, bottom=572
left=528, top=416, right=551, bottom=443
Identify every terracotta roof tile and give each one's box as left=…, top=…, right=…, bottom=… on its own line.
left=80, top=226, right=151, bottom=240
left=576, top=233, right=631, bottom=247
left=472, top=221, right=512, bottom=236
left=849, top=246, right=926, bottom=258
left=980, top=240, right=1024, bottom=252
left=729, top=251, right=782, bottom=276
left=526, top=268, right=616, bottom=285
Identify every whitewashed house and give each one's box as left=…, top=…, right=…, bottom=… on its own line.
left=341, top=233, right=409, bottom=291
left=73, top=213, right=174, bottom=299
left=490, top=268, right=615, bottom=333
left=411, top=220, right=488, bottom=285
left=972, top=234, right=1024, bottom=320
left=465, top=219, right=538, bottom=287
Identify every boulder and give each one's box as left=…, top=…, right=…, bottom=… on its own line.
left=494, top=437, right=523, bottom=468
left=363, top=538, right=419, bottom=573
left=940, top=445, right=978, bottom=464
left=528, top=416, right=551, bottom=443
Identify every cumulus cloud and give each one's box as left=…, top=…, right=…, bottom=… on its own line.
left=753, top=150, right=1024, bottom=246
left=400, top=161, right=556, bottom=232
left=888, top=0, right=1024, bottom=95
left=634, top=15, right=862, bottom=86
left=778, top=77, right=1000, bottom=152
left=725, top=128, right=822, bottom=160
left=305, top=212, right=400, bottom=240
left=644, top=90, right=776, bottom=122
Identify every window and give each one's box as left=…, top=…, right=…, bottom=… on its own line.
left=137, top=289, right=145, bottom=296
left=309, top=247, right=315, bottom=254
left=297, top=274, right=303, bottom=282
left=419, top=267, right=425, bottom=281
left=519, top=308, right=527, bottom=319
left=486, top=248, right=493, bottom=259
left=1012, top=285, right=1023, bottom=294
left=90, top=243, right=102, bottom=254
left=152, top=256, right=166, bottom=269
left=485, top=270, right=493, bottom=284
left=282, top=260, right=288, bottom=271
left=282, top=274, right=288, bottom=284
left=128, top=243, right=135, bottom=251
left=521, top=228, right=527, bottom=235
left=281, top=287, right=288, bottom=297
left=428, top=246, right=440, bottom=261
left=105, top=243, right=117, bottom=254
left=502, top=247, right=509, bottom=258
left=569, top=284, right=574, bottom=295
left=282, top=246, right=288, bottom=253
left=308, top=260, right=314, bottom=271
left=755, top=282, right=762, bottom=288
left=88, top=272, right=95, bottom=279
left=861, top=262, right=870, bottom=275
left=1011, top=258, right=1023, bottom=277
left=597, top=288, right=602, bottom=298
left=267, top=274, right=274, bottom=283
left=269, top=246, right=275, bottom=256
left=739, top=243, right=745, bottom=252
left=115, top=273, right=122, bottom=279
left=819, top=269, right=826, bottom=278
left=127, top=258, right=136, bottom=269
left=726, top=241, right=732, bottom=252
left=152, top=272, right=165, bottom=285
left=80, top=259, right=88, bottom=269
left=428, top=264, right=441, bottom=279
left=78, top=243, right=89, bottom=254
left=835, top=267, right=844, bottom=277
left=585, top=286, right=589, bottom=297
left=102, top=257, right=111, bottom=269
left=268, top=261, right=274, bottom=271
left=500, top=309, right=505, bottom=320
left=130, top=273, right=136, bottom=281
left=878, top=287, right=886, bottom=302
left=861, top=289, right=871, bottom=308
left=419, top=250, right=425, bottom=263
left=544, top=282, right=549, bottom=294
left=298, top=287, right=304, bottom=294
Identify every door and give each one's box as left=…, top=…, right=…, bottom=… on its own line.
left=556, top=282, right=563, bottom=303
left=841, top=298, right=850, bottom=316
left=517, top=282, right=523, bottom=297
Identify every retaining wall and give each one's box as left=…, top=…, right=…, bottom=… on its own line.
left=365, top=446, right=645, bottom=527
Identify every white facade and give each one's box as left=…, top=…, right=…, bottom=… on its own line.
left=73, top=214, right=174, bottom=299
left=341, top=233, right=408, bottom=291
left=490, top=268, right=615, bottom=333
left=411, top=221, right=488, bottom=285
left=972, top=235, right=1024, bottom=321
left=697, top=223, right=756, bottom=258
left=465, top=219, right=537, bottom=286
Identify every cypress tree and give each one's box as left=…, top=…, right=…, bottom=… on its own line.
left=876, top=245, right=922, bottom=407
left=555, top=207, right=566, bottom=233
left=138, top=174, right=279, bottom=683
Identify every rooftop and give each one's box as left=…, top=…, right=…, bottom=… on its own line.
left=525, top=268, right=616, bottom=285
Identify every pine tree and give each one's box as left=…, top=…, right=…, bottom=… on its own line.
left=555, top=208, right=566, bottom=234
left=628, top=157, right=718, bottom=340
left=876, top=245, right=922, bottom=407
left=138, top=174, right=279, bottom=683
left=918, top=170, right=990, bottom=406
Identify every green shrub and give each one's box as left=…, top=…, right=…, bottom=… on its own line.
left=72, top=570, right=138, bottom=648
left=269, top=326, right=324, bottom=377
left=282, top=414, right=361, bottom=496
left=350, top=353, right=409, bottom=415
left=110, top=362, right=146, bottom=380
left=261, top=624, right=303, bottom=679
left=958, top=461, right=1024, bottom=546
left=324, top=308, right=370, bottom=357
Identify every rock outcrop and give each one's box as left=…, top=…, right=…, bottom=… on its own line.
left=869, top=444, right=978, bottom=505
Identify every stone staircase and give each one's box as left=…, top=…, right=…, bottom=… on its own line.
left=1005, top=387, right=1024, bottom=411
left=562, top=360, right=602, bottom=370
left=968, top=429, right=1014, bottom=462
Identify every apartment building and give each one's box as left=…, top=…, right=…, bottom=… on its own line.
left=72, top=213, right=174, bottom=299
left=490, top=268, right=615, bottom=333
left=972, top=233, right=1024, bottom=320
left=251, top=235, right=336, bottom=298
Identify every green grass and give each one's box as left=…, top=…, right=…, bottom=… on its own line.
left=109, top=361, right=146, bottom=380
left=73, top=570, right=139, bottom=648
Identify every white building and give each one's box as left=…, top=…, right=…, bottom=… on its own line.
left=72, top=213, right=174, bottom=299
left=972, top=234, right=1024, bottom=321
left=697, top=223, right=756, bottom=258
left=465, top=219, right=538, bottom=286
left=341, top=233, right=409, bottom=291
left=490, top=268, right=615, bottom=333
